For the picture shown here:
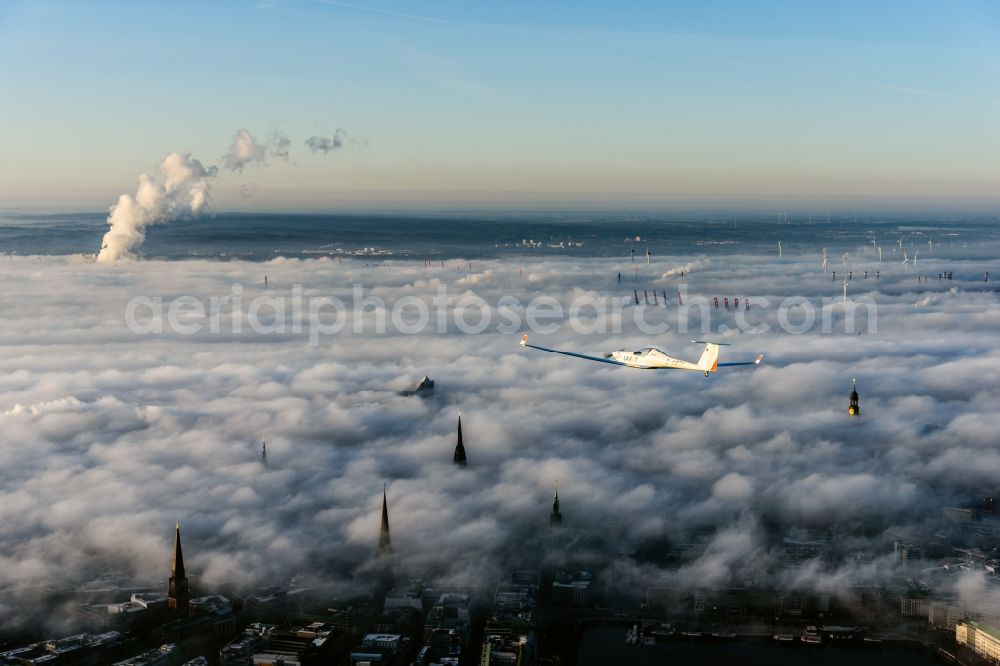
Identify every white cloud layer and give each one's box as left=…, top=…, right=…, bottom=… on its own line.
left=0, top=247, right=999, bottom=633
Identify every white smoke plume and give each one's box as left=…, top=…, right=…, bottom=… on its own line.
left=267, top=127, right=292, bottom=162
left=660, top=259, right=710, bottom=278
left=96, top=126, right=363, bottom=262
left=305, top=128, right=364, bottom=154
left=96, top=152, right=217, bottom=263
left=222, top=129, right=267, bottom=172
left=97, top=128, right=289, bottom=261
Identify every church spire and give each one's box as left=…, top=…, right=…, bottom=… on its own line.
left=550, top=483, right=562, bottom=525
left=453, top=413, right=467, bottom=466
left=168, top=521, right=190, bottom=614
left=261, top=440, right=267, bottom=463
left=848, top=378, right=860, bottom=416
left=377, top=485, right=392, bottom=558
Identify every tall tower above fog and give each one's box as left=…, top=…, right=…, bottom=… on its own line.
left=550, top=485, right=563, bottom=526
left=377, top=486, right=392, bottom=559
left=168, top=521, right=190, bottom=614
left=454, top=414, right=468, bottom=466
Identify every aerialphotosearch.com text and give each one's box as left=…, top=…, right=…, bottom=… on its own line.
left=124, top=283, right=877, bottom=345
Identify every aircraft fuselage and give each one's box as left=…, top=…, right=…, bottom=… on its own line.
left=609, top=348, right=703, bottom=371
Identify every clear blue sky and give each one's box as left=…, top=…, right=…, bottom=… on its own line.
left=2, top=0, right=999, bottom=210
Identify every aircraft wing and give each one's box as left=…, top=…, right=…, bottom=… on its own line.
left=519, top=335, right=628, bottom=366
left=717, top=354, right=765, bottom=367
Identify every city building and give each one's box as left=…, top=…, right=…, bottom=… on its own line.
left=957, top=620, right=1000, bottom=664
left=0, top=632, right=124, bottom=665
left=481, top=572, right=538, bottom=666
left=384, top=582, right=425, bottom=613
left=901, top=595, right=931, bottom=617
left=242, top=584, right=314, bottom=621
left=78, top=572, right=160, bottom=604
left=221, top=624, right=276, bottom=666
left=893, top=538, right=921, bottom=563
left=780, top=527, right=830, bottom=565
left=251, top=622, right=337, bottom=666
left=848, top=378, right=860, bottom=416
left=551, top=572, right=591, bottom=606
left=944, top=507, right=976, bottom=524
left=112, top=643, right=178, bottom=666
left=422, top=592, right=473, bottom=663
left=480, top=635, right=528, bottom=666
left=645, top=587, right=688, bottom=615
left=349, top=633, right=407, bottom=664
left=426, top=593, right=472, bottom=637
left=361, top=633, right=403, bottom=651
left=929, top=601, right=966, bottom=630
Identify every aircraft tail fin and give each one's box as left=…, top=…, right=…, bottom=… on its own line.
left=695, top=342, right=722, bottom=372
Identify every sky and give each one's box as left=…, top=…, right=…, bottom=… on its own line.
left=1, top=0, right=1000, bottom=209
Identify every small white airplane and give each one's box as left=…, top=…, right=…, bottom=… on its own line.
left=519, top=335, right=763, bottom=376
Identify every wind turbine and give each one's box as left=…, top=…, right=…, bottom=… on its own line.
left=928, top=238, right=933, bottom=252
left=913, top=248, right=919, bottom=266
left=842, top=252, right=848, bottom=268
left=877, top=245, right=883, bottom=262
left=902, top=250, right=910, bottom=268
left=842, top=275, right=849, bottom=302
left=646, top=248, right=651, bottom=265
left=778, top=241, right=782, bottom=257
left=822, top=248, right=829, bottom=273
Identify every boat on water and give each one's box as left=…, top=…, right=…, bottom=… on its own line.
left=650, top=625, right=675, bottom=638
left=711, top=632, right=738, bottom=640
left=624, top=625, right=657, bottom=647
left=801, top=634, right=822, bottom=645
left=773, top=634, right=797, bottom=642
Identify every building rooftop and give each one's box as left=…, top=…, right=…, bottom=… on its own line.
left=966, top=620, right=1000, bottom=642
left=553, top=571, right=593, bottom=589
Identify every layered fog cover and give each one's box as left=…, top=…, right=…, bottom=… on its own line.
left=1, top=212, right=999, bottom=635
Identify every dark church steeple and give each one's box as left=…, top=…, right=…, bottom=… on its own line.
left=168, top=522, right=190, bottom=614
left=453, top=413, right=467, bottom=466
left=261, top=440, right=267, bottom=464
left=377, top=485, right=392, bottom=559
left=848, top=378, right=860, bottom=416
left=550, top=484, right=562, bottom=525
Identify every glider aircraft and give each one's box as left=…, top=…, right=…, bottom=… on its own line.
left=519, top=335, right=763, bottom=376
